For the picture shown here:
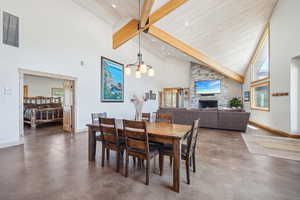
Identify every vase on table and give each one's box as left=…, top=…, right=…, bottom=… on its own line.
left=131, top=94, right=146, bottom=121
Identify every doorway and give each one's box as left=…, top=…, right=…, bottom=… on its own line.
left=291, top=56, right=300, bottom=134
left=19, top=69, right=76, bottom=137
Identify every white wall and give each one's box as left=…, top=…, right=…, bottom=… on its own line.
left=0, top=0, right=190, bottom=146
left=159, top=57, right=190, bottom=88
left=24, top=75, right=64, bottom=97
left=243, top=0, right=300, bottom=134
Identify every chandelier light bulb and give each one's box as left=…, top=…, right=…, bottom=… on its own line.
left=148, top=68, right=155, bottom=77
left=125, top=66, right=131, bottom=76
left=135, top=70, right=142, bottom=78
left=140, top=63, right=148, bottom=73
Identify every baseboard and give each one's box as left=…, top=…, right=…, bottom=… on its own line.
left=248, top=121, right=300, bottom=139
left=76, top=127, right=88, bottom=134
left=0, top=138, right=24, bottom=149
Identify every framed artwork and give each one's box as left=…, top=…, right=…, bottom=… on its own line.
left=101, top=57, right=124, bottom=102
left=244, top=91, right=250, bottom=102
left=3, top=12, right=19, bottom=47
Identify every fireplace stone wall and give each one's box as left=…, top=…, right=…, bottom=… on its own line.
left=189, top=62, right=242, bottom=109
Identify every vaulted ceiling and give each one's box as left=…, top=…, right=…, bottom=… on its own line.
left=73, top=0, right=277, bottom=78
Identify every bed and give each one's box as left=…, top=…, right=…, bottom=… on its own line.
left=24, top=97, right=63, bottom=128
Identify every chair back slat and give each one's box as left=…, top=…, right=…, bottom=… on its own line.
left=142, top=113, right=151, bottom=122
left=101, top=126, right=116, bottom=135
left=156, top=113, right=173, bottom=123
left=127, top=138, right=146, bottom=150
left=91, top=112, right=107, bottom=124
left=124, top=120, right=146, bottom=129
left=103, top=134, right=117, bottom=144
left=123, top=120, right=149, bottom=154
left=99, top=117, right=118, bottom=145
left=187, top=119, right=200, bottom=155
left=125, top=130, right=146, bottom=140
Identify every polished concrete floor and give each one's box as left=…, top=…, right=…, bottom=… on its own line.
left=0, top=125, right=299, bottom=200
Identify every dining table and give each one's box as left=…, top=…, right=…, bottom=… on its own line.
left=86, top=119, right=192, bottom=193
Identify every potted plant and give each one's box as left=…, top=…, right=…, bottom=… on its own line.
left=229, top=97, right=243, bottom=109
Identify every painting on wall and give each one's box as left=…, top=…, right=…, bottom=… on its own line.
left=244, top=91, right=250, bottom=102
left=101, top=57, right=124, bottom=102
left=3, top=12, right=19, bottom=47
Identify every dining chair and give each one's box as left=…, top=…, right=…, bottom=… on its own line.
left=99, top=117, right=125, bottom=173
left=91, top=113, right=110, bottom=160
left=156, top=113, right=173, bottom=123
left=142, top=113, right=151, bottom=122
left=155, top=113, right=173, bottom=164
left=123, top=120, right=163, bottom=185
left=159, top=119, right=200, bottom=184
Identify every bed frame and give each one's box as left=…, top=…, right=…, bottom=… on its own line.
left=24, top=97, right=63, bottom=128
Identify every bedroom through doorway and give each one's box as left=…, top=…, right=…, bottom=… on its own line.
left=19, top=69, right=76, bottom=137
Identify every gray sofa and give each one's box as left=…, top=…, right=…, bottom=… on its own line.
left=157, top=108, right=250, bottom=132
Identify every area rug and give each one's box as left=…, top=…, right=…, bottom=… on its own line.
left=242, top=133, right=300, bottom=161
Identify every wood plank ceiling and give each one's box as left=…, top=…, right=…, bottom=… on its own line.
left=72, top=0, right=277, bottom=77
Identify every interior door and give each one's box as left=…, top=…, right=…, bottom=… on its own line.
left=63, top=80, right=74, bottom=133
left=23, top=85, right=28, bottom=97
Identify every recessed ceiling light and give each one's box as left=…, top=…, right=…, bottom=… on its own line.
left=185, top=21, right=189, bottom=27
left=111, top=4, right=117, bottom=8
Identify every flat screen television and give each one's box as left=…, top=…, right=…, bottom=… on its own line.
left=195, top=80, right=221, bottom=94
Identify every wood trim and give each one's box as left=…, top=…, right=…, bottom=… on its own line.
left=250, top=77, right=269, bottom=84
left=251, top=107, right=270, bottom=111
left=113, top=0, right=189, bottom=49
left=250, top=80, right=270, bottom=88
left=148, top=25, right=244, bottom=83
left=249, top=24, right=270, bottom=81
left=250, top=81, right=270, bottom=111
left=140, top=0, right=155, bottom=28
left=248, top=121, right=300, bottom=139
left=244, top=23, right=269, bottom=76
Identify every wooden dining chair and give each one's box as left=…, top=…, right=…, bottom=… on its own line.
left=123, top=120, right=163, bottom=185
left=156, top=113, right=173, bottom=123
left=99, top=117, right=125, bottom=173
left=142, top=113, right=151, bottom=122
left=91, top=113, right=110, bottom=159
left=155, top=113, right=173, bottom=164
left=159, top=119, right=200, bottom=184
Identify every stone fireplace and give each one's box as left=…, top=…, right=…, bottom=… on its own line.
left=199, top=100, right=218, bottom=109
left=189, top=62, right=242, bottom=109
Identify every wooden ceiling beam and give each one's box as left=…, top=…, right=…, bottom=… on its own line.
left=113, top=19, right=139, bottom=49
left=140, top=0, right=155, bottom=28
left=148, top=25, right=245, bottom=83
left=113, top=0, right=189, bottom=49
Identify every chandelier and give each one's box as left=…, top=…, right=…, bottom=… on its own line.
left=125, top=0, right=155, bottom=78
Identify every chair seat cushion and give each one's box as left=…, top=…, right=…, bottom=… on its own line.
left=161, top=144, right=188, bottom=160
left=128, top=144, right=160, bottom=158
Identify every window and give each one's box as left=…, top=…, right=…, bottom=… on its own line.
left=250, top=24, right=270, bottom=111
left=251, top=25, right=270, bottom=82
left=251, top=82, right=270, bottom=111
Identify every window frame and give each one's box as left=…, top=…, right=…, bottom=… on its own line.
left=250, top=81, right=270, bottom=111
left=250, top=24, right=270, bottom=84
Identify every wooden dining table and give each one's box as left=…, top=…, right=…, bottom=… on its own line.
left=86, top=119, right=192, bottom=193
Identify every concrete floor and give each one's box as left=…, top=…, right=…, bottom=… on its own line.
left=0, top=125, right=299, bottom=200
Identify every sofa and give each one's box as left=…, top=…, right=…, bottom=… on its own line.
left=157, top=108, right=250, bottom=132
